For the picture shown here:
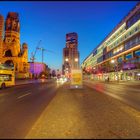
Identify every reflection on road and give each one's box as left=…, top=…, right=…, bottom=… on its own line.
left=84, top=81, right=140, bottom=111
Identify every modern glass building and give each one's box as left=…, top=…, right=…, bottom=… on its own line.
left=81, top=2, right=140, bottom=81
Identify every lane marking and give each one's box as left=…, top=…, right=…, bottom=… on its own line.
left=17, top=92, right=31, bottom=99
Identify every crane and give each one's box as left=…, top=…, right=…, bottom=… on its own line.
left=30, top=40, right=42, bottom=63
left=38, top=47, right=55, bottom=63
left=30, top=40, right=55, bottom=64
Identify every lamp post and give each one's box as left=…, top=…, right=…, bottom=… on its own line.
left=111, top=59, right=119, bottom=82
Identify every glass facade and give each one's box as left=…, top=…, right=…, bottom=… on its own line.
left=135, top=49, right=140, bottom=56
left=124, top=35, right=140, bottom=50
left=126, top=10, right=140, bottom=29
left=125, top=53, right=132, bottom=60
left=81, top=3, right=140, bottom=81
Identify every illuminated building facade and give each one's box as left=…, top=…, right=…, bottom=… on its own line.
left=62, top=32, right=80, bottom=76
left=81, top=2, right=140, bottom=81
left=29, top=62, right=47, bottom=78
left=0, top=12, right=29, bottom=79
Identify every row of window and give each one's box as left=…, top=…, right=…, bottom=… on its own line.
left=83, top=11, right=140, bottom=67
left=109, top=24, right=139, bottom=50
left=118, top=49, right=140, bottom=63
left=0, top=74, right=12, bottom=81
left=113, top=45, right=124, bottom=55
left=127, top=10, right=140, bottom=29
left=125, top=34, right=140, bottom=50
left=97, top=56, right=103, bottom=63
left=84, top=41, right=140, bottom=67
left=107, top=26, right=126, bottom=47
left=105, top=34, right=140, bottom=60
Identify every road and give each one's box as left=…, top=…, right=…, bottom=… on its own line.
left=0, top=79, right=62, bottom=138
left=0, top=80, right=140, bottom=138
left=84, top=80, right=140, bottom=111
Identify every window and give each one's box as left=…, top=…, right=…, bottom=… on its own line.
left=5, top=50, right=12, bottom=57
left=135, top=27, right=138, bottom=32
left=127, top=11, right=140, bottom=29
left=125, top=53, right=132, bottom=60
left=0, top=74, right=12, bottom=82
left=135, top=50, right=140, bottom=56
left=118, top=57, right=123, bottom=63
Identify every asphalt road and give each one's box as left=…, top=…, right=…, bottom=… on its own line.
left=0, top=79, right=62, bottom=138
left=0, top=80, right=140, bottom=138
left=84, top=80, right=140, bottom=111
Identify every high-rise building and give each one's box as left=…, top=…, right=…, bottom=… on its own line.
left=62, top=32, right=80, bottom=77
left=0, top=12, right=29, bottom=79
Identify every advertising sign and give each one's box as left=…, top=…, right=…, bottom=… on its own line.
left=70, top=69, right=83, bottom=89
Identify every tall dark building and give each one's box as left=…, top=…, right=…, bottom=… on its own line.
left=62, top=32, right=80, bottom=77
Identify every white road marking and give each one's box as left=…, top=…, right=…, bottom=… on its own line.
left=17, top=92, right=31, bottom=99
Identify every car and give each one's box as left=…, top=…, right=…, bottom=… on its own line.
left=56, top=77, right=67, bottom=83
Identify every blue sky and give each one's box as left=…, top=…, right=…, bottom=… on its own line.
left=0, top=1, right=138, bottom=70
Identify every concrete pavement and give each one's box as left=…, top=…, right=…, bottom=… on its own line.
left=26, top=82, right=140, bottom=139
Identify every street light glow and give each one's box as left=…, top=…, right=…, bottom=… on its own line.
left=111, top=59, right=115, bottom=63
left=65, top=58, right=68, bottom=62
left=75, top=58, right=78, bottom=62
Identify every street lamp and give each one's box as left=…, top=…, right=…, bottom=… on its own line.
left=111, top=59, right=115, bottom=63
left=110, top=59, right=119, bottom=82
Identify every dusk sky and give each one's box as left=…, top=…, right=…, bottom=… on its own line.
left=0, top=1, right=138, bottom=70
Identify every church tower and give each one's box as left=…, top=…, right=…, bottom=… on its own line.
left=0, top=14, right=4, bottom=59
left=3, top=12, right=20, bottom=57
left=0, top=12, right=30, bottom=79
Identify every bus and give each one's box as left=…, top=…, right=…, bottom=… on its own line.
left=0, top=65, right=15, bottom=89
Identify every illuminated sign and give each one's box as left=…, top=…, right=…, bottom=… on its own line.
left=70, top=69, right=83, bottom=88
